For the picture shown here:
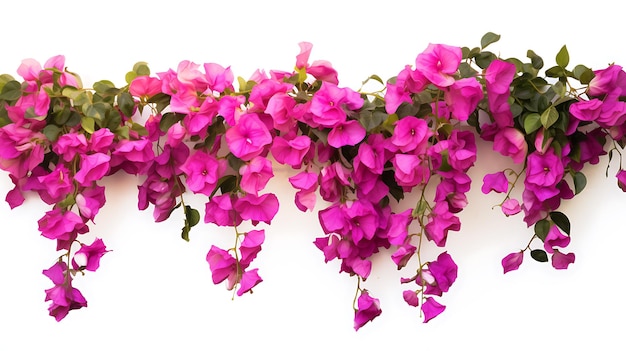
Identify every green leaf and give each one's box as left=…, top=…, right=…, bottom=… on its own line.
left=42, top=124, right=62, bottom=142
left=181, top=205, right=200, bottom=242
left=0, top=80, right=22, bottom=101
left=118, top=91, right=135, bottom=117
left=573, top=172, right=587, bottom=195
left=556, top=45, right=569, bottom=68
left=83, top=102, right=108, bottom=120
left=475, top=51, right=497, bottom=69
left=125, top=71, right=137, bottom=85
left=527, top=50, right=544, bottom=70
left=550, top=211, right=571, bottom=235
left=81, top=116, right=95, bottom=134
left=480, top=32, right=501, bottom=49
left=530, top=249, right=549, bottom=263
left=534, top=219, right=550, bottom=241
left=133, top=61, right=150, bottom=76
left=540, top=106, right=559, bottom=129
left=545, top=66, right=565, bottom=78
left=524, top=113, right=542, bottom=134
left=459, top=62, right=478, bottom=78
left=0, top=74, right=15, bottom=90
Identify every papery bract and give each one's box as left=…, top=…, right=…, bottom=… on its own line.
left=74, top=153, right=111, bottom=186
left=71, top=238, right=108, bottom=272
left=421, top=297, right=446, bottom=323
left=353, top=290, right=382, bottom=331
left=501, top=251, right=524, bottom=273
left=225, top=113, right=272, bottom=161
left=551, top=250, right=575, bottom=269
left=414, top=43, right=461, bottom=88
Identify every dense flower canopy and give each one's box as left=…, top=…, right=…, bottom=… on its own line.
left=0, top=33, right=624, bottom=330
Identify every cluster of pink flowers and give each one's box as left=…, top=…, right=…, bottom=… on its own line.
left=1, top=34, right=625, bottom=329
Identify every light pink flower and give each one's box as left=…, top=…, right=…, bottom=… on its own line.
left=204, top=63, right=234, bottom=93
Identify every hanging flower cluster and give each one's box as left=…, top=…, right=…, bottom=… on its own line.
left=0, top=33, right=624, bottom=329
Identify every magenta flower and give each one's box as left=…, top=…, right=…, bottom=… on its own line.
left=414, top=43, right=462, bottom=88
left=225, top=113, right=272, bottom=161
left=36, top=164, right=73, bottom=204
left=204, top=62, right=234, bottom=93
left=353, top=290, right=382, bottom=331
left=501, top=251, right=524, bottom=273
left=180, top=149, right=226, bottom=196
left=551, top=250, right=575, bottom=269
left=391, top=153, right=430, bottom=188
left=271, top=135, right=311, bottom=167
left=309, top=82, right=363, bottom=128
left=481, top=171, right=509, bottom=194
left=424, top=252, right=458, bottom=296
left=386, top=209, right=412, bottom=245
left=89, top=128, right=115, bottom=153
left=327, top=120, right=366, bottom=148
left=239, top=156, right=274, bottom=195
left=234, top=193, right=279, bottom=225
left=43, top=262, right=87, bottom=321
left=485, top=59, right=516, bottom=127
left=38, top=208, right=86, bottom=241
left=391, top=243, right=417, bottom=269
left=424, top=202, right=460, bottom=247
left=295, top=42, right=339, bottom=84
left=239, top=229, right=265, bottom=268
left=444, top=78, right=483, bottom=121
left=236, top=269, right=263, bottom=296
left=402, top=290, right=420, bottom=307
left=587, top=64, right=626, bottom=97
left=543, top=225, right=570, bottom=254
left=492, top=127, right=528, bottom=164
left=525, top=149, right=564, bottom=189
left=617, top=169, right=626, bottom=191
left=204, top=194, right=242, bottom=227
left=391, top=116, right=432, bottom=154
left=421, top=297, right=446, bottom=323
left=110, top=139, right=155, bottom=175
left=71, top=238, right=108, bottom=272
left=206, top=245, right=238, bottom=290
left=74, top=153, right=111, bottom=186
left=75, top=185, right=106, bottom=221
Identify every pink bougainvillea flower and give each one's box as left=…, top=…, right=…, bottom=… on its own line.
left=204, top=194, right=242, bottom=227
left=129, top=75, right=162, bottom=99
left=391, top=116, right=432, bottom=154
left=234, top=193, right=279, bottom=225
left=71, top=238, right=108, bottom=272
left=543, top=225, right=570, bottom=254
left=74, top=153, right=111, bottom=186
left=481, top=171, right=509, bottom=194
left=89, top=128, right=115, bottom=153
left=391, top=242, right=417, bottom=269
left=206, top=245, right=238, bottom=290
left=444, top=77, right=483, bottom=121
left=327, top=120, right=366, bottom=147
left=36, top=164, right=73, bottom=204
left=265, top=93, right=297, bottom=134
left=239, top=156, right=274, bottom=195
left=309, top=82, right=363, bottom=128
left=501, top=251, right=524, bottom=273
left=295, top=42, right=339, bottom=84
left=180, top=149, right=226, bottom=196
left=236, top=269, right=263, bottom=296
left=271, top=135, right=311, bottom=167
left=385, top=65, right=429, bottom=114
left=43, top=261, right=88, bottom=322
left=501, top=198, right=521, bottom=216
left=485, top=59, right=516, bottom=127
left=402, top=290, right=420, bottom=307
left=424, top=252, right=458, bottom=296
left=617, top=169, right=626, bottom=191
left=353, top=290, right=382, bottom=331
left=225, top=113, right=272, bottom=161
left=414, top=43, right=462, bottom=88
left=385, top=209, right=412, bottom=245
left=75, top=185, right=106, bottom=221
left=239, top=229, right=265, bottom=268
left=492, top=127, right=528, bottom=164
left=421, top=297, right=446, bottom=323
left=525, top=149, right=564, bottom=193
left=110, top=139, right=155, bottom=175
left=424, top=202, right=460, bottom=247
left=53, top=132, right=88, bottom=162
left=587, top=64, right=626, bottom=98
left=391, top=153, right=429, bottom=188
left=551, top=250, right=575, bottom=269
left=38, top=208, right=87, bottom=241
left=204, top=62, right=234, bottom=93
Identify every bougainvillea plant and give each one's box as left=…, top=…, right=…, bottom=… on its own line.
left=1, top=32, right=624, bottom=329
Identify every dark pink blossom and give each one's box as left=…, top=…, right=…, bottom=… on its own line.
left=110, top=139, right=155, bottom=175
left=424, top=202, right=460, bottom=247
left=180, top=149, right=226, bottom=196
left=129, top=76, right=162, bottom=98
left=444, top=78, right=483, bottom=121
left=414, top=43, right=462, bottom=88
left=543, top=225, right=570, bottom=254
left=43, top=261, right=87, bottom=321
left=236, top=269, right=263, bottom=296
left=551, top=250, right=575, bottom=269
left=421, top=297, right=446, bottom=323
left=204, top=194, right=242, bottom=227
left=206, top=245, right=238, bottom=290
left=391, top=153, right=429, bottom=188
left=481, top=171, right=509, bottom=194
left=493, top=127, right=528, bottom=164
left=271, top=135, right=311, bottom=167
left=204, top=63, right=234, bottom=93
left=501, top=251, right=524, bottom=273
left=485, top=59, right=516, bottom=127
left=309, top=82, right=363, bottom=128
left=234, top=193, right=279, bottom=225
left=74, top=153, right=111, bottom=186
left=71, top=238, right=108, bottom=272
left=384, top=65, right=428, bottom=114
left=225, top=113, right=272, bottom=161
left=265, top=93, right=297, bottom=134
left=391, top=243, right=416, bottom=269
left=38, top=209, right=87, bottom=241
left=295, top=42, right=339, bottom=84
left=327, top=120, right=366, bottom=147
left=0, top=124, right=46, bottom=178
left=617, top=170, right=626, bottom=191
left=386, top=209, right=412, bottom=245
left=89, top=128, right=115, bottom=153
left=424, top=252, right=458, bottom=296
left=353, top=290, right=382, bottom=331
left=239, top=156, right=274, bottom=195
left=587, top=64, right=626, bottom=98
left=239, top=230, right=265, bottom=268
left=75, top=185, right=106, bottom=221
left=36, top=164, right=73, bottom=204
left=402, top=290, right=420, bottom=307
left=391, top=116, right=432, bottom=154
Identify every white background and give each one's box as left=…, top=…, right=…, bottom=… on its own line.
left=1, top=1, right=625, bottom=350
